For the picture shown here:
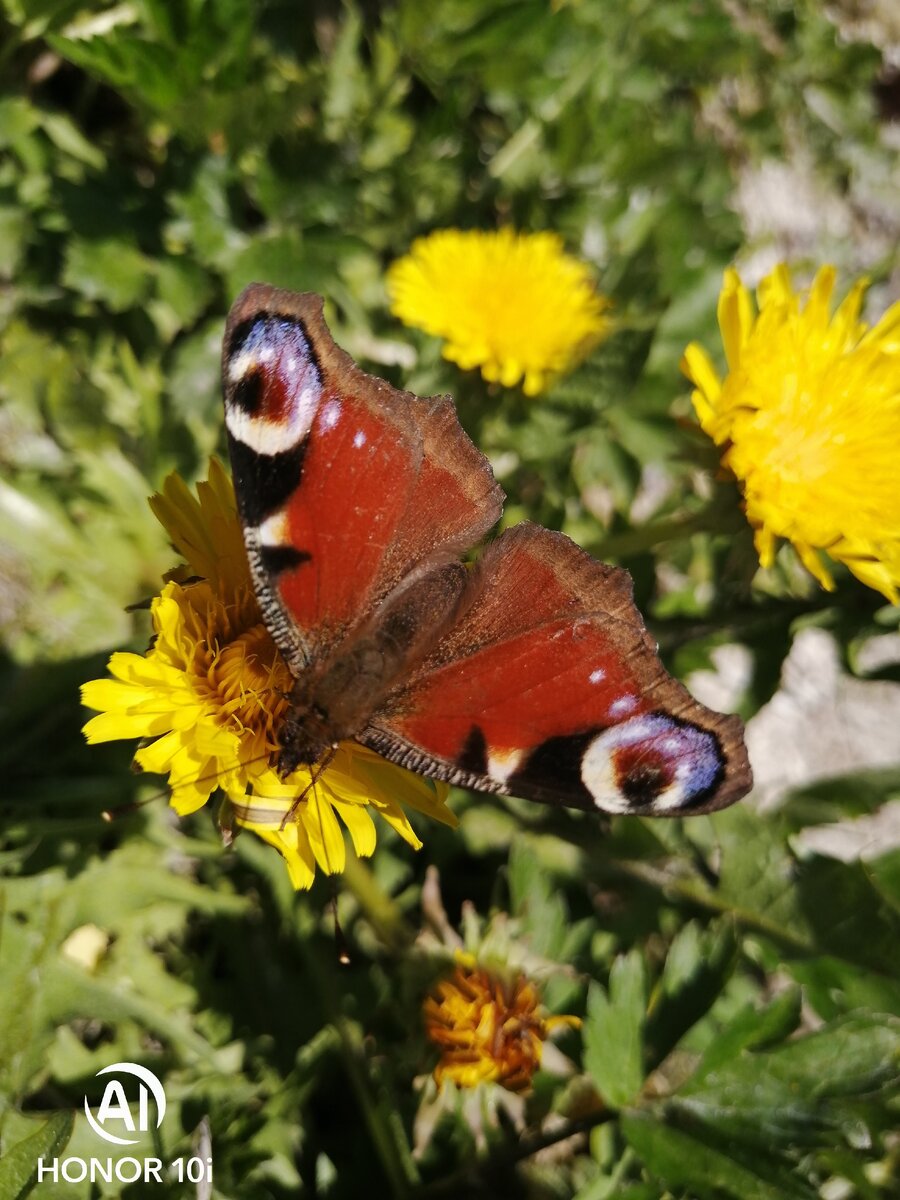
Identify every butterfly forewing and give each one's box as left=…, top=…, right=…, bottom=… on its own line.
left=223, top=284, right=502, bottom=674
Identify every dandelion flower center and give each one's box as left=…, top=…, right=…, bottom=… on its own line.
left=424, top=961, right=573, bottom=1092
left=203, top=620, right=290, bottom=737
left=162, top=579, right=291, bottom=752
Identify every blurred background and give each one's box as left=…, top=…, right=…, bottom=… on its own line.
left=1, top=2, right=899, bottom=1198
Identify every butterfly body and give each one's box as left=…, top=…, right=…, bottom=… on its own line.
left=223, top=283, right=752, bottom=817
left=276, top=557, right=471, bottom=774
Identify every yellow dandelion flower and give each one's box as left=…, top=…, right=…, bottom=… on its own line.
left=147, top=455, right=250, bottom=593
left=81, top=462, right=456, bottom=889
left=423, top=956, right=579, bottom=1092
left=682, top=265, right=900, bottom=602
left=387, top=228, right=611, bottom=395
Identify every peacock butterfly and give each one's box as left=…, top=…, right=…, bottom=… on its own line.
left=222, top=283, right=751, bottom=817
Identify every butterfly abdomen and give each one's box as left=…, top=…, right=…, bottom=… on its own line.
left=278, top=559, right=471, bottom=772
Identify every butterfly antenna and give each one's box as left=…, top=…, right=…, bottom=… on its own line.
left=330, top=879, right=352, bottom=966
left=101, top=794, right=159, bottom=822
left=101, top=752, right=274, bottom=822
left=278, top=745, right=338, bottom=831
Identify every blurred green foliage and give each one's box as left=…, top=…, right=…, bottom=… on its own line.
left=1, top=1, right=898, bottom=1197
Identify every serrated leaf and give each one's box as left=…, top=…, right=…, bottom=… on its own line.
left=692, top=988, right=802, bottom=1080
left=645, top=919, right=738, bottom=1065
left=584, top=951, right=646, bottom=1106
left=711, top=805, right=900, bottom=977
left=621, top=1108, right=815, bottom=1200
left=679, top=1012, right=900, bottom=1145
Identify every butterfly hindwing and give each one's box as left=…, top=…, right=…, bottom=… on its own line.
left=363, top=524, right=751, bottom=815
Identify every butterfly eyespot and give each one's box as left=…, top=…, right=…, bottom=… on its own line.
left=225, top=313, right=322, bottom=456
left=580, top=714, right=725, bottom=815
left=231, top=368, right=264, bottom=414
left=612, top=744, right=675, bottom=805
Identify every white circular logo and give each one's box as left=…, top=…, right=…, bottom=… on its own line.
left=84, top=1063, right=167, bottom=1146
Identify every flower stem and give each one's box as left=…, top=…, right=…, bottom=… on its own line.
left=341, top=854, right=416, bottom=951
left=591, top=505, right=745, bottom=560
left=261, top=866, right=421, bottom=1198
left=333, top=1015, right=421, bottom=1197
left=414, top=1109, right=618, bottom=1197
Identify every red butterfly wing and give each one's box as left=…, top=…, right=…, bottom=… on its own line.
left=363, top=524, right=751, bottom=815
left=223, top=284, right=502, bottom=672
left=223, top=283, right=751, bottom=816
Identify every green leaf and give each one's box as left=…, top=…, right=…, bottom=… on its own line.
left=62, top=237, right=152, bottom=312
left=584, top=951, right=646, bottom=1106
left=711, top=805, right=900, bottom=977
left=322, top=4, right=366, bottom=142
left=0, top=1112, right=74, bottom=1200
left=224, top=232, right=310, bottom=298
left=149, top=258, right=214, bottom=341
left=679, top=1012, right=900, bottom=1144
left=793, top=856, right=900, bottom=977
left=621, top=1108, right=815, bottom=1200
left=0, top=96, right=41, bottom=147
left=789, top=955, right=900, bottom=1023
left=0, top=208, right=28, bottom=279
left=645, top=919, right=738, bottom=1065
left=41, top=112, right=105, bottom=170
left=692, top=988, right=802, bottom=1080
left=0, top=449, right=170, bottom=660
left=507, top=836, right=568, bottom=958
left=866, top=848, right=900, bottom=916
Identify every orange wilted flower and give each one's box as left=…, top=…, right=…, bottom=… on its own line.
left=424, top=957, right=579, bottom=1092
